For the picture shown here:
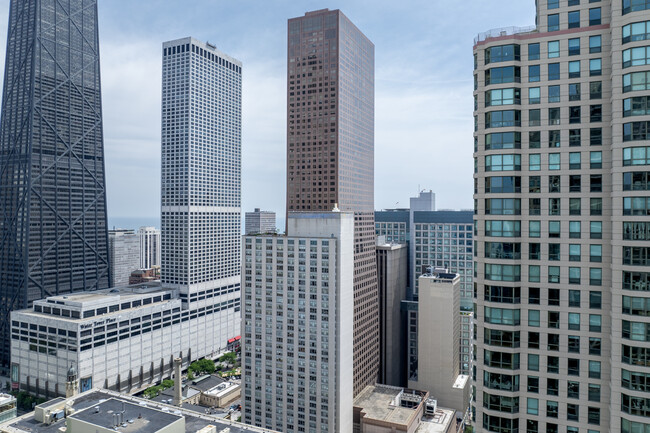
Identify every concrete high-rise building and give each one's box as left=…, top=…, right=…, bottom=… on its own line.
left=138, top=226, right=161, bottom=269
left=376, top=242, right=408, bottom=387
left=244, top=209, right=276, bottom=234
left=474, top=2, right=650, bottom=431
left=0, top=0, right=110, bottom=372
left=287, top=9, right=378, bottom=396
left=161, top=37, right=242, bottom=340
left=241, top=212, right=354, bottom=432
left=410, top=190, right=436, bottom=212
left=408, top=271, right=469, bottom=414
left=108, top=229, right=140, bottom=287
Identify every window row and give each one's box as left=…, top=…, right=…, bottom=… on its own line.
left=547, top=8, right=601, bottom=31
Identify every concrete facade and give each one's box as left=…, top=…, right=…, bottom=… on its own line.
left=242, top=212, right=354, bottom=433
left=108, top=230, right=140, bottom=288
left=138, top=227, right=161, bottom=269
left=244, top=209, right=276, bottom=235
left=409, top=272, right=469, bottom=414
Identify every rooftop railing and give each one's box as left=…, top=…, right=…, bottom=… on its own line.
left=474, top=25, right=537, bottom=45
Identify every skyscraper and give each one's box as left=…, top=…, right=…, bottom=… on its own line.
left=161, top=37, right=242, bottom=340
left=287, top=8, right=378, bottom=395
left=138, top=226, right=161, bottom=269
left=0, top=0, right=109, bottom=372
left=474, top=1, right=650, bottom=431
left=108, top=229, right=140, bottom=287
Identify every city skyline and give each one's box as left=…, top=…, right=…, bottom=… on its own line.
left=0, top=0, right=534, bottom=221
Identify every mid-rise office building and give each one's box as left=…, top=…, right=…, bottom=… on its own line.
left=10, top=283, right=238, bottom=397
left=0, top=0, right=110, bottom=372
left=376, top=242, right=408, bottom=387
left=286, top=9, right=378, bottom=395
left=244, top=209, right=276, bottom=235
left=241, top=212, right=354, bottom=432
left=161, top=37, right=242, bottom=343
left=408, top=271, right=470, bottom=414
left=474, top=1, right=650, bottom=431
left=108, top=230, right=140, bottom=287
left=138, top=227, right=161, bottom=269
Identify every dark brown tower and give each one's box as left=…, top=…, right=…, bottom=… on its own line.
left=287, top=9, right=378, bottom=396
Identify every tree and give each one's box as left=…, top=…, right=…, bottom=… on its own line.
left=219, top=352, right=237, bottom=365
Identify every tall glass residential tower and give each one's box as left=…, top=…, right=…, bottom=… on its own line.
left=474, top=1, right=650, bottom=432
left=0, top=0, right=109, bottom=372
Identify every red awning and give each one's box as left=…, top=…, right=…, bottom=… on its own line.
left=228, top=338, right=235, bottom=343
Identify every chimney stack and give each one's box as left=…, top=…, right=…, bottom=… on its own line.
left=173, top=358, right=182, bottom=407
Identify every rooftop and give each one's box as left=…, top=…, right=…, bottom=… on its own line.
left=415, top=409, right=457, bottom=433
left=474, top=25, right=537, bottom=45
left=353, top=385, right=427, bottom=427
left=1, top=389, right=275, bottom=433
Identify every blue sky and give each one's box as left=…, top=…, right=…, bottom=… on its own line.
left=0, top=0, right=535, bottom=220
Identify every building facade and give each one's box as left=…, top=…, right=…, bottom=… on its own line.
left=376, top=242, right=408, bottom=387
left=161, top=37, right=242, bottom=343
left=138, top=227, right=161, bottom=269
left=241, top=212, right=354, bottom=433
left=473, top=1, right=650, bottom=432
left=0, top=0, right=110, bottom=372
left=11, top=282, right=240, bottom=397
left=108, top=230, right=140, bottom=287
left=244, top=209, right=276, bottom=235
left=286, top=9, right=378, bottom=395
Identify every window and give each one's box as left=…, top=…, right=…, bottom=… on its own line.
left=590, top=151, right=602, bottom=168
left=624, top=221, right=650, bottom=240
left=528, top=310, right=540, bottom=327
left=568, top=0, right=580, bottom=4
left=548, top=266, right=560, bottom=283
left=590, top=58, right=602, bottom=76
left=529, top=131, right=541, bottom=148
left=590, top=174, right=602, bottom=192
left=549, top=63, right=560, bottom=80
left=590, top=337, right=601, bottom=355
left=529, top=287, right=541, bottom=304
left=546, top=400, right=559, bottom=418
left=486, top=110, right=521, bottom=128
left=570, top=152, right=581, bottom=169
left=570, top=106, right=581, bottom=124
left=549, top=243, right=561, bottom=260
left=486, top=66, right=521, bottom=84
left=529, top=242, right=541, bottom=260
left=590, top=267, right=602, bottom=285
left=549, top=175, right=561, bottom=192
left=569, top=175, right=581, bottom=192
left=486, top=132, right=521, bottom=150
left=624, top=146, right=650, bottom=165
left=549, top=108, right=561, bottom=125
left=569, top=83, right=581, bottom=101
left=485, top=44, right=521, bottom=64
left=529, top=65, right=540, bottom=82
left=486, top=88, right=521, bottom=106
left=568, top=11, right=581, bottom=28
left=624, top=96, right=650, bottom=117
left=548, top=14, right=560, bottom=31
left=529, top=154, right=541, bottom=171
left=568, top=335, right=581, bottom=353
left=529, top=221, right=541, bottom=238
left=590, top=314, right=602, bottom=332
left=547, top=377, right=559, bottom=394
left=548, top=0, right=559, bottom=8
left=529, top=43, right=540, bottom=60
left=624, top=46, right=650, bottom=68
left=529, top=265, right=540, bottom=282
left=623, top=21, right=650, bottom=44
left=485, top=263, right=521, bottom=281
left=529, top=87, right=540, bottom=104
left=570, top=198, right=581, bottom=215
left=485, top=154, right=521, bottom=171
left=528, top=353, right=539, bottom=371
left=590, top=221, right=602, bottom=239
left=589, top=360, right=601, bottom=378
left=486, top=176, right=521, bottom=193
left=484, top=307, right=521, bottom=325
left=570, top=221, right=582, bottom=238
left=567, top=403, right=580, bottom=421
left=569, top=289, right=581, bottom=306
left=527, top=398, right=538, bottom=415
left=590, top=104, right=602, bottom=122
left=549, top=153, right=561, bottom=170
left=548, top=41, right=560, bottom=58
left=569, top=129, right=581, bottom=146
left=530, top=198, right=541, bottom=215
left=623, top=0, right=650, bottom=14
left=590, top=244, right=602, bottom=262
left=591, top=197, right=603, bottom=215
left=589, top=384, right=600, bottom=402
left=590, top=81, right=602, bottom=99
left=549, top=221, right=561, bottom=238
left=549, top=288, right=560, bottom=306
left=590, top=291, right=602, bottom=308
left=529, top=109, right=541, bottom=126
left=589, top=8, right=601, bottom=26
left=568, top=38, right=581, bottom=55
left=548, top=85, right=560, bottom=103
left=569, top=60, right=581, bottom=78
left=569, top=267, right=581, bottom=284
left=590, top=127, right=602, bottom=145
left=624, top=71, right=650, bottom=92
left=590, top=35, right=602, bottom=53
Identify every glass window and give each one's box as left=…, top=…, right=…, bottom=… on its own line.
left=570, top=198, right=581, bottom=215
left=623, top=0, right=650, bottom=15
left=529, top=65, right=540, bottom=82
left=485, top=110, right=521, bottom=128
left=590, top=151, right=602, bottom=168
left=568, top=11, right=581, bottom=29
left=527, top=398, right=539, bottom=415
left=528, top=310, right=540, bottom=327
left=569, top=83, right=581, bottom=101
left=485, top=44, right=521, bottom=64
left=623, top=21, right=650, bottom=44
left=624, top=122, right=650, bottom=141
left=548, top=41, right=560, bottom=58
left=623, top=46, right=650, bottom=68
left=529, top=87, right=541, bottom=104
left=549, top=153, right=561, bottom=170
left=570, top=106, right=581, bottom=123
left=548, top=85, right=561, bottom=103
left=590, top=81, right=602, bottom=99
left=590, top=58, right=602, bottom=76
left=549, top=221, right=561, bottom=238
left=529, top=265, right=540, bottom=282
left=528, top=353, right=539, bottom=371
left=623, top=146, right=650, bottom=165
left=590, top=35, right=602, bottom=53
left=570, top=221, right=582, bottom=238
left=548, top=0, right=559, bottom=8
left=486, top=88, right=521, bottom=106
left=549, top=63, right=560, bottom=80
left=529, top=154, right=541, bottom=171
left=529, top=109, right=541, bottom=126
left=529, top=131, right=541, bottom=148
left=623, top=71, right=650, bottom=92
left=570, top=152, right=582, bottom=169
left=568, top=38, right=581, bottom=55
left=548, top=14, right=560, bottom=32
left=569, top=129, right=581, bottom=146
left=529, top=43, right=540, bottom=60
left=486, top=66, right=521, bottom=84
left=589, top=360, right=601, bottom=378
left=529, top=221, right=541, bottom=237
left=569, top=60, right=581, bottom=78
left=549, top=108, right=561, bottom=125
left=590, top=267, right=602, bottom=285
left=486, top=132, right=521, bottom=150
left=589, top=7, right=601, bottom=26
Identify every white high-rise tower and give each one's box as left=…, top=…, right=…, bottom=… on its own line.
left=138, top=226, right=161, bottom=269
left=161, top=37, right=242, bottom=342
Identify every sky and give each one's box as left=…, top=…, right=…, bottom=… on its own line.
left=0, top=0, right=535, bottom=223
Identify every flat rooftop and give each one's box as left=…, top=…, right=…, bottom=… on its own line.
left=69, top=398, right=182, bottom=433
left=416, top=409, right=456, bottom=433
left=1, top=389, right=276, bottom=433
left=353, top=385, right=426, bottom=427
